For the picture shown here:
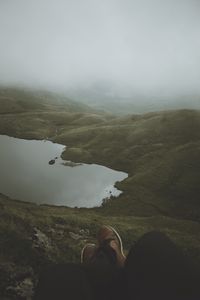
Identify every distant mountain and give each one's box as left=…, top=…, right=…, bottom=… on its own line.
left=2, top=86, right=199, bottom=116
left=0, top=87, right=95, bottom=114
left=66, top=85, right=200, bottom=115
left=0, top=87, right=109, bottom=139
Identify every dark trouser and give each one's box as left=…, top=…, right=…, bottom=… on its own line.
left=118, top=231, right=200, bottom=300
left=34, top=231, right=200, bottom=300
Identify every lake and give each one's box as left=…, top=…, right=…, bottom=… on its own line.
left=0, top=135, right=128, bottom=207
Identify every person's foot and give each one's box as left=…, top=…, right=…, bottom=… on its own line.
left=81, top=243, right=97, bottom=264
left=97, top=225, right=126, bottom=267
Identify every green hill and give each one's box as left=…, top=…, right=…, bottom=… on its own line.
left=0, top=88, right=200, bottom=299
left=56, top=109, right=200, bottom=220
left=0, top=87, right=95, bottom=114
left=0, top=87, right=108, bottom=139
left=0, top=89, right=199, bottom=219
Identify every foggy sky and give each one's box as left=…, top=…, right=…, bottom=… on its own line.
left=0, top=0, right=200, bottom=97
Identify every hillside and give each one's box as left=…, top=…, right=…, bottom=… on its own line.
left=0, top=87, right=95, bottom=114
left=0, top=88, right=110, bottom=140
left=58, top=110, right=200, bottom=220
left=1, top=193, right=200, bottom=299
left=0, top=88, right=200, bottom=299
left=67, top=86, right=200, bottom=115
left=0, top=89, right=199, bottom=219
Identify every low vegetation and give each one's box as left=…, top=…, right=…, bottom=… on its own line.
left=0, top=88, right=200, bottom=299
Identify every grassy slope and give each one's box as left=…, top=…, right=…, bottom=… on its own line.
left=1, top=194, right=200, bottom=299
left=0, top=88, right=200, bottom=298
left=58, top=110, right=200, bottom=220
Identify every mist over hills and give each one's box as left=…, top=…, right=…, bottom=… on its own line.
left=1, top=0, right=200, bottom=98
left=1, top=86, right=200, bottom=115
left=1, top=0, right=200, bottom=115
left=66, top=84, right=200, bottom=114
left=0, top=87, right=95, bottom=114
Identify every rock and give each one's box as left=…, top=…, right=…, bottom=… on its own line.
left=79, top=229, right=90, bottom=237
left=69, top=229, right=90, bottom=240
left=1, top=263, right=34, bottom=300
left=33, top=227, right=52, bottom=251
left=48, top=159, right=55, bottom=165
left=69, top=231, right=82, bottom=240
left=62, top=161, right=82, bottom=167
left=7, top=277, right=34, bottom=300
left=48, top=227, right=64, bottom=239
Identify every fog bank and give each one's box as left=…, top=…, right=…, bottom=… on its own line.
left=0, top=0, right=200, bottom=99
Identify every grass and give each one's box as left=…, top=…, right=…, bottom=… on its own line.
left=0, top=193, right=200, bottom=298
left=0, top=87, right=200, bottom=298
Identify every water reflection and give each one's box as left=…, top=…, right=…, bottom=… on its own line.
left=0, top=135, right=128, bottom=207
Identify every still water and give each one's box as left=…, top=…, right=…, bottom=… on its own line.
left=0, top=135, right=127, bottom=207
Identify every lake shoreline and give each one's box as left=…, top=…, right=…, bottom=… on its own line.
left=0, top=134, right=128, bottom=208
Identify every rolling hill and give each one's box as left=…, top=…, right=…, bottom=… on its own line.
left=0, top=88, right=199, bottom=219
left=0, top=87, right=200, bottom=299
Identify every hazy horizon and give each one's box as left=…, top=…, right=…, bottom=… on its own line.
left=1, top=0, right=200, bottom=102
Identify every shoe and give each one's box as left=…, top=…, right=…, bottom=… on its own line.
left=81, top=243, right=97, bottom=264
left=97, top=225, right=126, bottom=267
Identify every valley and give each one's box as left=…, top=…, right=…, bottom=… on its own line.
left=0, top=88, right=200, bottom=299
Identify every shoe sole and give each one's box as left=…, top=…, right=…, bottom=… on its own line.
left=80, top=243, right=96, bottom=263
left=100, top=225, right=126, bottom=258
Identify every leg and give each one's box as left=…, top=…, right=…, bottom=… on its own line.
left=81, top=243, right=121, bottom=300
left=122, top=231, right=200, bottom=300
left=34, top=263, right=93, bottom=300
left=34, top=250, right=119, bottom=300
left=80, top=226, right=126, bottom=300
